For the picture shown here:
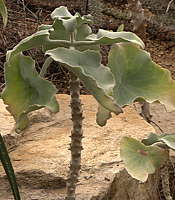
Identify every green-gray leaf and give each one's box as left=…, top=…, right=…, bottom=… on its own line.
left=46, top=47, right=122, bottom=116
left=51, top=6, right=73, bottom=19
left=2, top=53, right=59, bottom=131
left=0, top=0, right=7, bottom=27
left=120, top=136, right=168, bottom=182
left=96, top=104, right=112, bottom=126
left=117, top=24, right=124, bottom=32
left=108, top=43, right=175, bottom=111
left=87, top=29, right=144, bottom=48
left=159, top=134, right=175, bottom=150
left=8, top=30, right=50, bottom=58
left=142, top=133, right=160, bottom=146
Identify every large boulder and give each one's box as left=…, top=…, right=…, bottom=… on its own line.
left=0, top=95, right=160, bottom=200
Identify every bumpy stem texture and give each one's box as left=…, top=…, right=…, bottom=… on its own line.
left=66, top=72, right=84, bottom=200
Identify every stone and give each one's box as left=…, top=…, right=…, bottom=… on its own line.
left=0, top=94, right=159, bottom=200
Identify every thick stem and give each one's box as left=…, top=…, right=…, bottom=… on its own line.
left=66, top=71, right=84, bottom=200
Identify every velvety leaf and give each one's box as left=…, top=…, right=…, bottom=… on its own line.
left=120, top=137, right=168, bottom=182
left=2, top=53, right=59, bottom=131
left=87, top=29, right=144, bottom=48
left=76, top=23, right=99, bottom=51
left=117, top=24, right=124, bottom=32
left=51, top=7, right=92, bottom=35
left=38, top=24, right=52, bottom=31
left=96, top=104, right=112, bottom=126
left=0, top=134, right=21, bottom=200
left=160, top=134, right=175, bottom=150
left=142, top=133, right=175, bottom=150
left=108, top=43, right=175, bottom=111
left=49, top=18, right=69, bottom=40
left=142, top=133, right=160, bottom=146
left=0, top=0, right=7, bottom=27
left=76, top=23, right=92, bottom=41
left=51, top=6, right=73, bottom=19
left=9, top=30, right=50, bottom=58
left=46, top=47, right=122, bottom=115
left=62, top=16, right=78, bottom=33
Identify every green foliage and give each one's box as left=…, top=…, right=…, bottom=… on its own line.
left=117, top=24, right=125, bottom=32
left=0, top=134, right=21, bottom=200
left=0, top=3, right=20, bottom=200
left=120, top=136, right=168, bottom=182
left=143, top=133, right=175, bottom=150
left=2, top=53, right=59, bottom=131
left=0, top=0, right=7, bottom=27
left=87, top=29, right=144, bottom=47
left=108, top=43, right=175, bottom=110
left=2, top=5, right=175, bottom=186
left=46, top=47, right=122, bottom=116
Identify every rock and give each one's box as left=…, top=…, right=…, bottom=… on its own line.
left=0, top=94, right=159, bottom=200
left=0, top=100, right=19, bottom=150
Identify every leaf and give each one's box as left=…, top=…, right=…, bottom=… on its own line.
left=159, top=134, right=175, bottom=150
left=120, top=137, right=168, bottom=182
left=49, top=18, right=73, bottom=40
left=38, top=24, right=52, bottom=31
left=8, top=28, right=70, bottom=58
left=8, top=30, right=50, bottom=58
left=108, top=43, right=175, bottom=111
left=51, top=6, right=73, bottom=19
left=142, top=133, right=160, bottom=146
left=51, top=7, right=93, bottom=35
left=0, top=134, right=21, bottom=200
left=75, top=23, right=99, bottom=51
left=2, top=53, right=59, bottom=131
left=87, top=29, right=145, bottom=48
left=142, top=133, right=175, bottom=150
left=0, top=0, right=7, bottom=27
left=46, top=47, right=122, bottom=116
left=117, top=24, right=124, bottom=32
left=96, top=104, right=112, bottom=126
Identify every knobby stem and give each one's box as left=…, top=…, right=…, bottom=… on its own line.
left=66, top=33, right=84, bottom=200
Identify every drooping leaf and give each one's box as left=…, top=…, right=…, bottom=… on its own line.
left=2, top=53, right=59, bottom=131
left=87, top=29, right=144, bottom=48
left=108, top=43, right=175, bottom=111
left=0, top=0, right=7, bottom=27
left=46, top=47, right=122, bottom=116
left=120, top=137, right=168, bottom=182
left=0, top=134, right=21, bottom=200
left=96, top=104, right=112, bottom=126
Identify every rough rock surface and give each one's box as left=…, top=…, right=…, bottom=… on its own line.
left=0, top=95, right=159, bottom=200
